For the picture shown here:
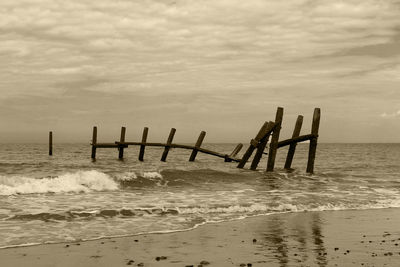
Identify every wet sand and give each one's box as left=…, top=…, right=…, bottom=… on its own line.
left=1, top=208, right=400, bottom=266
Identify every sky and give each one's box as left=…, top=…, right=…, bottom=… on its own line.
left=0, top=0, right=399, bottom=143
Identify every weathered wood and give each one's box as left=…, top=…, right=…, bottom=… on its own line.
left=138, top=127, right=149, bottom=161
left=266, top=107, right=284, bottom=172
left=49, top=131, right=53, bottom=156
left=284, top=115, right=304, bottom=169
left=237, top=121, right=270, bottom=168
left=230, top=143, right=243, bottom=158
left=161, top=128, right=176, bottom=161
left=189, top=131, right=206, bottom=161
left=307, top=108, right=321, bottom=174
left=277, top=134, right=315, bottom=148
left=95, top=143, right=120, bottom=148
left=225, top=143, right=243, bottom=162
left=250, top=121, right=275, bottom=170
left=118, top=127, right=126, bottom=159
left=91, top=126, right=97, bottom=159
left=115, top=141, right=240, bottom=162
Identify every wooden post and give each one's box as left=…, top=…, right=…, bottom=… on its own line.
left=284, top=115, right=303, bottom=170
left=189, top=131, right=206, bottom=161
left=118, top=127, right=126, bottom=159
left=138, top=127, right=148, bottom=161
left=307, top=108, right=321, bottom=174
left=161, top=128, right=176, bottom=161
left=49, top=131, right=53, bottom=156
left=237, top=121, right=270, bottom=168
left=225, top=143, right=243, bottom=162
left=250, top=121, right=275, bottom=170
left=266, top=107, right=284, bottom=172
left=91, top=126, right=97, bottom=159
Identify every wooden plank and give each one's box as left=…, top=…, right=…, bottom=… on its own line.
left=284, top=115, right=304, bottom=169
left=250, top=121, right=275, bottom=170
left=237, top=121, right=270, bottom=168
left=225, top=143, right=243, bottom=162
left=49, top=131, right=53, bottom=156
left=95, top=143, right=120, bottom=148
left=161, top=128, right=176, bottom=161
left=118, top=127, right=126, bottom=159
left=138, top=127, right=148, bottom=161
left=277, top=134, right=315, bottom=148
left=307, top=108, right=321, bottom=174
left=189, top=131, right=206, bottom=161
left=91, top=126, right=97, bottom=159
left=266, top=107, right=284, bottom=172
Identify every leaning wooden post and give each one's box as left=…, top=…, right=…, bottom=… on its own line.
left=306, top=108, right=321, bottom=174
left=266, top=107, right=284, bottom=172
left=189, top=131, right=206, bottom=161
left=118, top=127, right=126, bottom=160
left=237, top=121, right=270, bottom=168
left=91, top=126, right=97, bottom=159
left=250, top=121, right=275, bottom=170
left=138, top=127, right=148, bottom=161
left=225, top=143, right=243, bottom=162
left=284, top=115, right=303, bottom=170
left=161, top=128, right=176, bottom=162
left=49, top=131, right=53, bottom=156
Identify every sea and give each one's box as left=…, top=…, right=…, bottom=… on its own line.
left=0, top=143, right=399, bottom=248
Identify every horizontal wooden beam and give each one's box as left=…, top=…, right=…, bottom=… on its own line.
left=277, top=134, right=317, bottom=148
left=111, top=141, right=240, bottom=162
left=94, top=143, right=121, bottom=148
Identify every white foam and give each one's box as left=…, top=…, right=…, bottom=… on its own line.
left=0, top=170, right=119, bottom=196
left=178, top=203, right=269, bottom=214
left=143, top=172, right=163, bottom=179
left=116, top=172, right=138, bottom=181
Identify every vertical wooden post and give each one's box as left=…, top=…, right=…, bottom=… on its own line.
left=225, top=143, right=243, bottom=162
left=284, top=115, right=303, bottom=170
left=266, top=107, right=284, bottom=172
left=161, top=128, right=176, bottom=162
left=189, top=131, right=206, bottom=161
left=250, top=121, right=275, bottom=170
left=118, top=127, right=126, bottom=160
left=49, top=131, right=53, bottom=156
left=139, top=127, right=148, bottom=161
left=91, top=126, right=97, bottom=159
left=237, top=121, right=270, bottom=168
left=307, top=108, right=321, bottom=174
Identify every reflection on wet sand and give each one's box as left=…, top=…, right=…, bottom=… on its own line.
left=255, top=212, right=328, bottom=266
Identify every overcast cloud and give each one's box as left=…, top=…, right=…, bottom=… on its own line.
left=0, top=0, right=399, bottom=143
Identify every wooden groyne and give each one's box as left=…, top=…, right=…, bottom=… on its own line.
left=91, top=128, right=243, bottom=163
left=236, top=107, right=321, bottom=173
left=88, top=107, right=320, bottom=173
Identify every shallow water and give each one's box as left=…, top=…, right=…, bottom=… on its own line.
left=0, top=143, right=399, bottom=247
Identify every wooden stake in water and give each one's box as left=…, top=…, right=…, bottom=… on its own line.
left=225, top=143, right=243, bottom=162
left=91, top=126, right=97, bottom=159
left=118, top=127, right=126, bottom=160
left=306, top=108, right=321, bottom=174
left=49, top=131, right=53, bottom=156
left=266, top=107, right=284, bottom=172
left=250, top=121, right=275, bottom=170
left=161, top=128, right=176, bottom=162
left=284, top=115, right=303, bottom=170
left=237, top=121, right=270, bottom=168
left=189, top=131, right=206, bottom=162
left=139, top=127, right=148, bottom=161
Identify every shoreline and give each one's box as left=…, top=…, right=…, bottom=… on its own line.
left=1, top=208, right=400, bottom=266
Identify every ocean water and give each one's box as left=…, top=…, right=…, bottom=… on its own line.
left=0, top=143, right=399, bottom=248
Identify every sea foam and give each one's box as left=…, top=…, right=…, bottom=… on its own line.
left=0, top=170, right=119, bottom=195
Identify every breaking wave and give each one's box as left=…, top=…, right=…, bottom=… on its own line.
left=0, top=170, right=119, bottom=195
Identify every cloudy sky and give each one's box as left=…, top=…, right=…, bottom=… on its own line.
left=0, top=0, right=399, bottom=143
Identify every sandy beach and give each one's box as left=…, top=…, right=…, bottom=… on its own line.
left=0, top=208, right=399, bottom=267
